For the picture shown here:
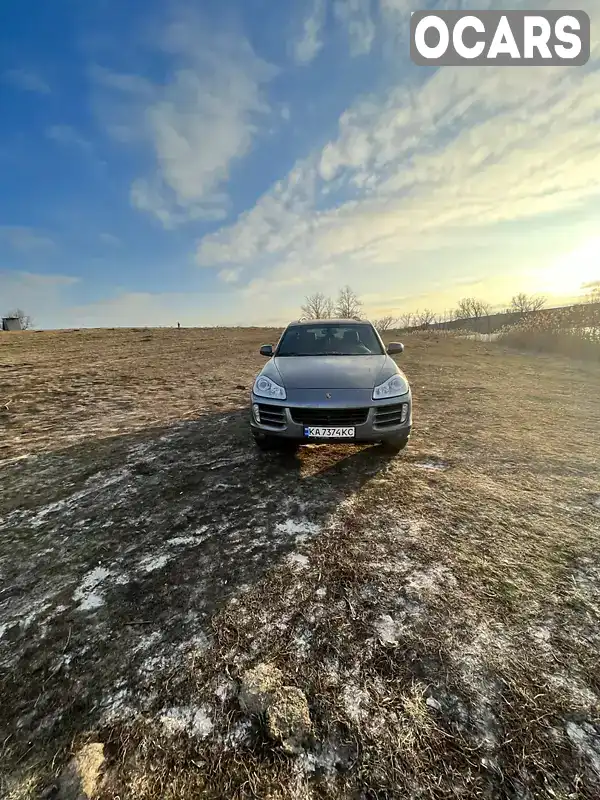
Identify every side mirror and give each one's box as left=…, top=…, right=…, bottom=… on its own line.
left=387, top=342, right=404, bottom=355
left=259, top=344, right=273, bottom=357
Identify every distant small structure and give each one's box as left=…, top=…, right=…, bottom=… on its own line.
left=177, top=321, right=181, bottom=329
left=2, top=316, right=22, bottom=332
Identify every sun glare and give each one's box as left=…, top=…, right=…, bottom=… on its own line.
left=538, top=237, right=600, bottom=299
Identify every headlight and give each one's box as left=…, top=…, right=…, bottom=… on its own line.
left=373, top=373, right=408, bottom=400
left=253, top=375, right=286, bottom=400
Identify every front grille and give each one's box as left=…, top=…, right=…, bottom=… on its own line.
left=290, top=407, right=369, bottom=426
left=374, top=403, right=406, bottom=428
left=257, top=404, right=286, bottom=429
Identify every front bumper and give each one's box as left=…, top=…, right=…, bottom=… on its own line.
left=250, top=392, right=412, bottom=443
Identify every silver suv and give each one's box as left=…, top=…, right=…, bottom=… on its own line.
left=250, top=319, right=412, bottom=453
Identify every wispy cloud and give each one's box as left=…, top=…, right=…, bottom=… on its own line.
left=0, top=226, right=57, bottom=254
left=195, top=32, right=600, bottom=310
left=334, top=0, right=376, bottom=56
left=95, top=12, right=277, bottom=228
left=0, top=271, right=78, bottom=288
left=291, top=0, right=327, bottom=65
left=3, top=68, right=50, bottom=94
left=46, top=125, right=92, bottom=152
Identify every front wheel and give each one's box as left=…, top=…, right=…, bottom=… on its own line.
left=380, top=436, right=409, bottom=454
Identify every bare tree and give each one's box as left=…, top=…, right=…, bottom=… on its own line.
left=509, top=292, right=546, bottom=314
left=300, top=292, right=334, bottom=320
left=454, top=297, right=491, bottom=320
left=335, top=286, right=363, bottom=320
left=416, top=308, right=436, bottom=327
left=374, top=315, right=397, bottom=333
left=398, top=312, right=413, bottom=330
left=4, top=308, right=33, bottom=329
left=440, top=308, right=455, bottom=330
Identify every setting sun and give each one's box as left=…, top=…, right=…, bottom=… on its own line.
left=538, top=237, right=600, bottom=300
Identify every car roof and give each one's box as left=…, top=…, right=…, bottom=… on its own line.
left=286, top=319, right=374, bottom=326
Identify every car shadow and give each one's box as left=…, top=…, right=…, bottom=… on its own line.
left=0, top=408, right=397, bottom=773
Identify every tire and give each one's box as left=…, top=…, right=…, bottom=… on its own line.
left=380, top=436, right=409, bottom=454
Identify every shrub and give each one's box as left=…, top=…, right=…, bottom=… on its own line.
left=497, top=303, right=600, bottom=362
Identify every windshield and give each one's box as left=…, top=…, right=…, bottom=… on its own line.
left=276, top=324, right=384, bottom=357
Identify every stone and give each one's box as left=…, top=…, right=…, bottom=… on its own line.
left=426, top=696, right=442, bottom=712
left=239, top=663, right=284, bottom=714
left=266, top=686, right=312, bottom=754
left=57, top=743, right=105, bottom=800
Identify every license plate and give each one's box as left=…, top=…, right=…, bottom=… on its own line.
left=304, top=426, right=355, bottom=438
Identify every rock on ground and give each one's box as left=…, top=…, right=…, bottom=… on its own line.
left=267, top=686, right=313, bottom=754
left=239, top=662, right=312, bottom=753
left=56, top=743, right=105, bottom=800
left=239, top=662, right=284, bottom=714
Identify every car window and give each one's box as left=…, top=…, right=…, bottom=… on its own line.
left=276, top=325, right=384, bottom=356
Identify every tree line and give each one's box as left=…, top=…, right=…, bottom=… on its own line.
left=299, top=287, right=600, bottom=332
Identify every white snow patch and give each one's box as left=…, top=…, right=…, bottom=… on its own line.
left=415, top=460, right=448, bottom=471
left=566, top=722, right=600, bottom=776
left=139, top=553, right=172, bottom=573
left=406, top=565, right=457, bottom=594
left=101, top=687, right=131, bottom=719
left=0, top=623, right=7, bottom=640
left=215, top=682, right=234, bottom=702
left=546, top=674, right=599, bottom=710
left=530, top=623, right=553, bottom=654
left=222, top=720, right=252, bottom=750
left=188, top=632, right=210, bottom=652
left=296, top=745, right=347, bottom=776
left=84, top=468, right=130, bottom=491
left=276, top=519, right=320, bottom=538
left=73, top=566, right=111, bottom=611
left=288, top=553, right=309, bottom=569
left=140, top=654, right=169, bottom=674
left=293, top=630, right=312, bottom=656
left=20, top=597, right=55, bottom=628
left=342, top=683, right=369, bottom=722
left=374, top=614, right=402, bottom=645
left=30, top=499, right=69, bottom=528
left=167, top=536, right=204, bottom=547
left=160, top=705, right=213, bottom=738
left=133, top=631, right=164, bottom=653
left=29, top=471, right=133, bottom=528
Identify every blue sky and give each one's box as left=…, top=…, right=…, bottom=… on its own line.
left=1, top=0, right=599, bottom=328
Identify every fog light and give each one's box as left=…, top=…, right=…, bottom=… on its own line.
left=252, top=403, right=261, bottom=423
left=400, top=403, right=409, bottom=423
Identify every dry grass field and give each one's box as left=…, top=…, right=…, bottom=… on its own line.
left=1, top=327, right=600, bottom=799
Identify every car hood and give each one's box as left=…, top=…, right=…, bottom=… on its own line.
left=268, top=355, right=396, bottom=389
